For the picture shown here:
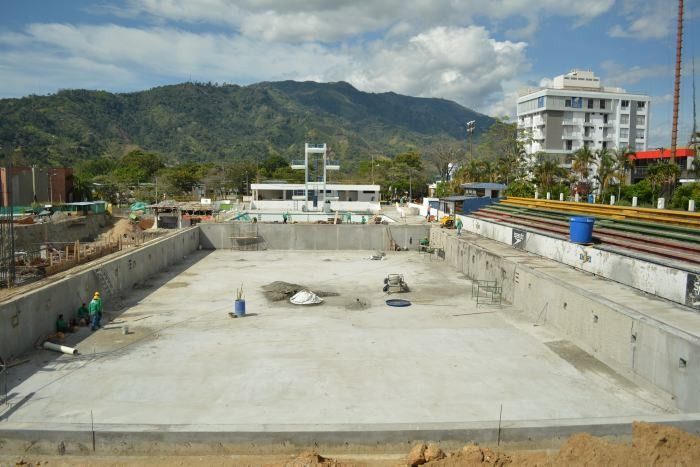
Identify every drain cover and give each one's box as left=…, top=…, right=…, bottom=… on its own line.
left=385, top=299, right=411, bottom=307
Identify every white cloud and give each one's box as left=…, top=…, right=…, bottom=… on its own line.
left=126, top=0, right=615, bottom=42
left=0, top=22, right=528, bottom=114
left=608, top=0, right=676, bottom=40
left=337, top=26, right=528, bottom=114
left=600, top=60, right=670, bottom=87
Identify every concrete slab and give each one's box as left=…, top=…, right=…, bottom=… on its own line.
left=0, top=251, right=676, bottom=430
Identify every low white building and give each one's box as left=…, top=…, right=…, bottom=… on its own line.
left=250, top=183, right=381, bottom=212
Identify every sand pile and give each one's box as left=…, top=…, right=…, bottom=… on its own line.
left=100, top=218, right=144, bottom=243
left=416, top=422, right=700, bottom=466
left=262, top=281, right=339, bottom=302
left=345, top=297, right=370, bottom=310
left=282, top=450, right=339, bottom=466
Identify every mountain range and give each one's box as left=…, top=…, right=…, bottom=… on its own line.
left=0, top=80, right=494, bottom=168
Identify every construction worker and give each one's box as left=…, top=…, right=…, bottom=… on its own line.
left=89, top=292, right=103, bottom=331
left=456, top=217, right=463, bottom=236
left=76, top=302, right=90, bottom=326
left=282, top=212, right=288, bottom=224
left=55, top=314, right=69, bottom=333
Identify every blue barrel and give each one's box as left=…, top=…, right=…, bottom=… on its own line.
left=234, top=299, right=246, bottom=317
left=570, top=217, right=595, bottom=243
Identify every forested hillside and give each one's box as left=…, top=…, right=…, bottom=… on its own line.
left=0, top=80, right=493, bottom=168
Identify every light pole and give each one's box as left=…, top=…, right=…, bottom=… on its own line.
left=466, top=120, right=476, bottom=161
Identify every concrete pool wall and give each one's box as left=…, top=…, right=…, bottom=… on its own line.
left=430, top=227, right=700, bottom=412
left=199, top=223, right=431, bottom=251
left=0, top=227, right=200, bottom=360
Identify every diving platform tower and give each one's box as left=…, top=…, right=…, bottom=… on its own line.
left=291, top=143, right=340, bottom=210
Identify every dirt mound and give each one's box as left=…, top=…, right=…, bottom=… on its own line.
left=345, top=297, right=370, bottom=310
left=139, top=217, right=155, bottom=230
left=283, top=450, right=338, bottom=466
left=420, top=422, right=700, bottom=466
left=100, top=218, right=143, bottom=243
left=262, top=281, right=339, bottom=302
left=425, top=444, right=511, bottom=466
left=262, top=281, right=306, bottom=301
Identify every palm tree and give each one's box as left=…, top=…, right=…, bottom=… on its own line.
left=594, top=148, right=617, bottom=200
left=647, top=162, right=680, bottom=204
left=457, top=159, right=484, bottom=183
left=572, top=146, right=595, bottom=182
left=611, top=146, right=636, bottom=201
left=533, top=156, right=566, bottom=192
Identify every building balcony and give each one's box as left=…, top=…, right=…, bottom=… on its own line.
left=291, top=160, right=306, bottom=169
left=327, top=160, right=340, bottom=170
left=583, top=121, right=595, bottom=127
left=582, top=134, right=595, bottom=140
left=562, top=120, right=577, bottom=126
left=562, top=133, right=582, bottom=139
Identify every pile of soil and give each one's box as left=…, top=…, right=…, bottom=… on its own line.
left=282, top=450, right=339, bottom=466
left=345, top=297, right=370, bottom=310
left=415, top=422, right=700, bottom=466
left=100, top=218, right=144, bottom=243
left=139, top=217, right=155, bottom=230
left=262, top=281, right=339, bottom=302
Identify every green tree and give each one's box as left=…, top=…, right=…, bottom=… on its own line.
left=223, top=160, right=259, bottom=197
left=112, top=150, right=165, bottom=185
left=162, top=163, right=207, bottom=195
left=70, top=174, right=92, bottom=202
left=610, top=146, right=635, bottom=201
left=572, top=146, right=595, bottom=182
left=647, top=162, right=680, bottom=203
left=260, top=154, right=289, bottom=178
left=594, top=148, right=617, bottom=199
left=76, top=156, right=117, bottom=180
left=671, top=182, right=700, bottom=209
left=533, top=155, right=566, bottom=192
left=505, top=180, right=535, bottom=197
left=394, top=150, right=423, bottom=170
left=474, top=117, right=521, bottom=161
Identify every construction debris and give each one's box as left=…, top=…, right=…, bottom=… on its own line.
left=368, top=251, right=386, bottom=260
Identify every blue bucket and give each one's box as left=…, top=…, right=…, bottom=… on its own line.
left=234, top=299, right=246, bottom=317
left=569, top=217, right=595, bottom=243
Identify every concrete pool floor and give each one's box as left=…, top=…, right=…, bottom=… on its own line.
left=1, top=250, right=676, bottom=430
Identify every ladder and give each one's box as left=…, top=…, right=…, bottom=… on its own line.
left=94, top=268, right=122, bottom=309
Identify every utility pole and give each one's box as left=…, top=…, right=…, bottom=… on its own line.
left=671, top=0, right=684, bottom=163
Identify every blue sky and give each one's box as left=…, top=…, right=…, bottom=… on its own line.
left=0, top=0, right=698, bottom=147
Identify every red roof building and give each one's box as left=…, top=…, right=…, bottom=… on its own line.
left=630, top=147, right=697, bottom=183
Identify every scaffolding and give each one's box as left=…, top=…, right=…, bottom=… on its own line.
left=0, top=159, right=16, bottom=288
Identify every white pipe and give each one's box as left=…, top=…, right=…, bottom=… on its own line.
left=43, top=341, right=77, bottom=355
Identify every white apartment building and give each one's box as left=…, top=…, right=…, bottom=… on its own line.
left=517, top=70, right=650, bottom=161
